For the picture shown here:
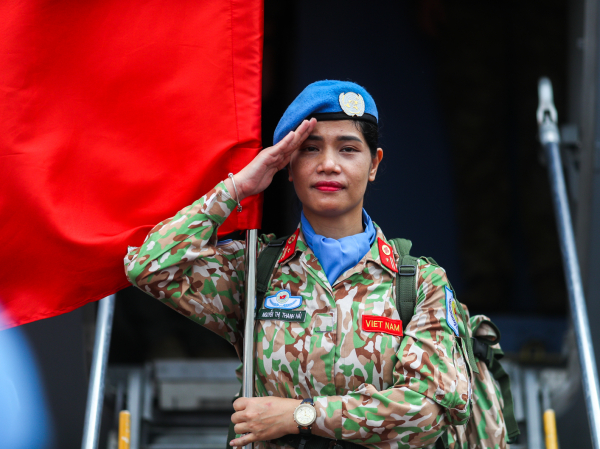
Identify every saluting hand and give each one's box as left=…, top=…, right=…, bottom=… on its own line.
left=229, top=396, right=301, bottom=447
left=224, top=118, right=316, bottom=202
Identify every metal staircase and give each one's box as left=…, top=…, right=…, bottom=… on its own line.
left=104, top=359, right=239, bottom=449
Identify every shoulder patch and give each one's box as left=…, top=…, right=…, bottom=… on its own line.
left=377, top=238, right=398, bottom=273
left=278, top=229, right=300, bottom=263
left=445, top=286, right=460, bottom=337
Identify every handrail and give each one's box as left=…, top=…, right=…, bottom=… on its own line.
left=81, top=294, right=116, bottom=449
left=537, top=77, right=600, bottom=449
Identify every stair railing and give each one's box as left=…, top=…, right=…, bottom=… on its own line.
left=537, top=77, right=600, bottom=449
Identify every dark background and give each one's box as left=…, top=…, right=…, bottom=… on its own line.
left=262, top=0, right=568, bottom=318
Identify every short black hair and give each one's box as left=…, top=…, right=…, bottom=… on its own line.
left=353, top=120, right=379, bottom=157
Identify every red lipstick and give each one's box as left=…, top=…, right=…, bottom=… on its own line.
left=314, top=181, right=343, bottom=191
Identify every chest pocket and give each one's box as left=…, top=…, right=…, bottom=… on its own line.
left=313, top=312, right=334, bottom=333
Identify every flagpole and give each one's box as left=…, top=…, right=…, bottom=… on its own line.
left=242, top=229, right=258, bottom=449
left=81, top=294, right=116, bottom=449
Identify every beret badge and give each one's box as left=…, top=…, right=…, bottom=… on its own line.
left=339, top=92, right=365, bottom=117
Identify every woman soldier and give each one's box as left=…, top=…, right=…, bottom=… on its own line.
left=125, top=80, right=472, bottom=449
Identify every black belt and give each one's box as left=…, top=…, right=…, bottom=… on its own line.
left=277, top=434, right=365, bottom=449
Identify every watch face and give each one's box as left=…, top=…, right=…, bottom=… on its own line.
left=294, top=404, right=316, bottom=426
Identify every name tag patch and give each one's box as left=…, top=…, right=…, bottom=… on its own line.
left=445, top=286, right=460, bottom=337
left=257, top=309, right=306, bottom=322
left=264, top=289, right=302, bottom=310
left=362, top=315, right=403, bottom=336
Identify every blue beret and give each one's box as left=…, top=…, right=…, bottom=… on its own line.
left=273, top=80, right=378, bottom=145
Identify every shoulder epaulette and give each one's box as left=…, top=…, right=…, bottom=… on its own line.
left=278, top=229, right=300, bottom=264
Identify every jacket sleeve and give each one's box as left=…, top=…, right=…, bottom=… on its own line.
left=312, top=260, right=472, bottom=449
left=124, top=181, right=258, bottom=351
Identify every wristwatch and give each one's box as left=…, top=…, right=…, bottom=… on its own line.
left=293, top=398, right=317, bottom=434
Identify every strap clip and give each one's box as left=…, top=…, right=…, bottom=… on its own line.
left=471, top=337, right=493, bottom=366
left=268, top=240, right=286, bottom=247
left=398, top=265, right=416, bottom=276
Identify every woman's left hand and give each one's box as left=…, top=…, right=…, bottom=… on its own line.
left=230, top=396, right=301, bottom=447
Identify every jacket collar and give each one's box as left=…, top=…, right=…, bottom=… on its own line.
left=277, top=222, right=399, bottom=280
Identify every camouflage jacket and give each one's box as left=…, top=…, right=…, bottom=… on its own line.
left=124, top=182, right=473, bottom=449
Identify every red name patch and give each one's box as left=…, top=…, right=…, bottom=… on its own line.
left=362, top=315, right=403, bottom=337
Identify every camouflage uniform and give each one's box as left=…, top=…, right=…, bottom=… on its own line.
left=125, top=182, right=473, bottom=449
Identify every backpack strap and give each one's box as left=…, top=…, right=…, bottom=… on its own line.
left=389, top=238, right=418, bottom=332
left=490, top=357, right=520, bottom=442
left=255, top=235, right=289, bottom=313
left=452, top=291, right=480, bottom=375
left=389, top=241, right=481, bottom=376
left=471, top=322, right=520, bottom=442
left=435, top=435, right=449, bottom=449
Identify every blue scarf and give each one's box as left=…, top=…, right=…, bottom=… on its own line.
left=301, top=210, right=376, bottom=285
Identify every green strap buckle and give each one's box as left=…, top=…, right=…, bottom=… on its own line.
left=472, top=337, right=494, bottom=368
left=398, top=265, right=416, bottom=276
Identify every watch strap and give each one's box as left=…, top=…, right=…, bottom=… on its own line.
left=299, top=426, right=311, bottom=435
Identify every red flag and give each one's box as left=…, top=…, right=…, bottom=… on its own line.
left=0, top=0, right=264, bottom=329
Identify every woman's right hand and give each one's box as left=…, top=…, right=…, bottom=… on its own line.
left=224, top=118, right=316, bottom=202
